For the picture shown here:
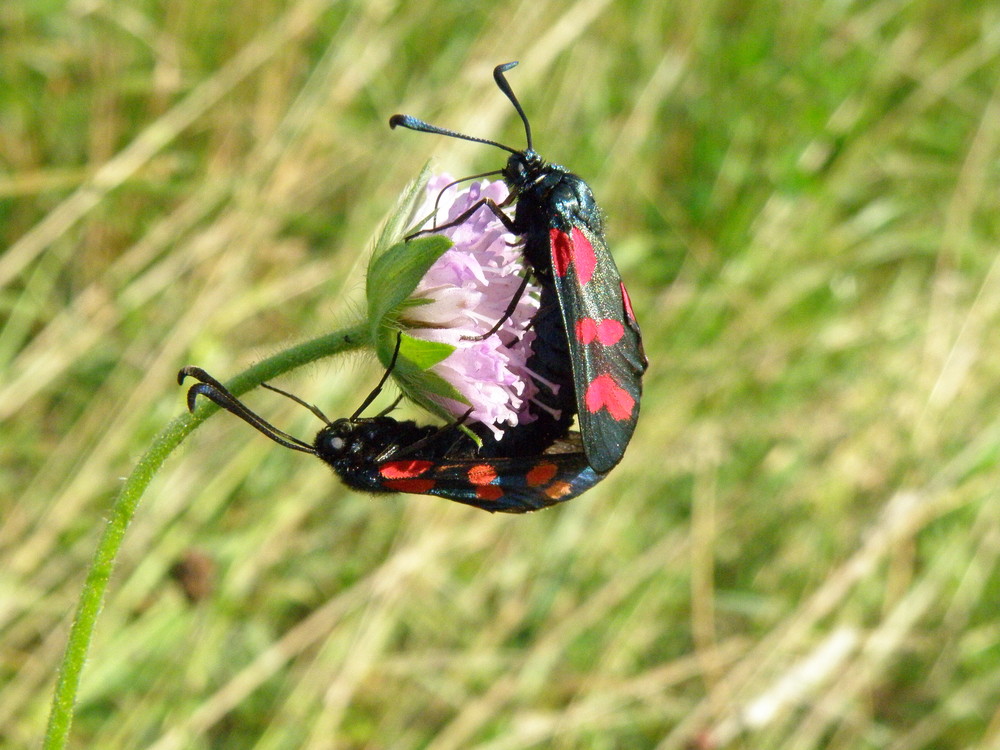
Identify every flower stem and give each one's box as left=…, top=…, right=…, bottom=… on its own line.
left=43, top=322, right=368, bottom=750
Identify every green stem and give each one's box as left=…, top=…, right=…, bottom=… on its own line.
left=43, top=322, right=368, bottom=750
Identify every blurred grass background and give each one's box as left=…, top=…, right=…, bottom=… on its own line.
left=3, top=0, right=1000, bottom=747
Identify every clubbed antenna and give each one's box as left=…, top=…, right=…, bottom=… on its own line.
left=388, top=115, right=519, bottom=155
left=178, top=367, right=317, bottom=454
left=388, top=61, right=534, bottom=154
left=492, top=62, right=533, bottom=152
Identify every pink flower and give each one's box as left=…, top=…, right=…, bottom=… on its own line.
left=399, top=176, right=542, bottom=438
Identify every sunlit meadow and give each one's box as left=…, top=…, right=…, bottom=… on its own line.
left=3, top=1, right=1000, bottom=747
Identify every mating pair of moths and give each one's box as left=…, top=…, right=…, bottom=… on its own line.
left=180, top=63, right=647, bottom=512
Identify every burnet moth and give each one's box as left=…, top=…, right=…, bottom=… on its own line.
left=178, top=351, right=602, bottom=514
left=390, top=62, right=647, bottom=474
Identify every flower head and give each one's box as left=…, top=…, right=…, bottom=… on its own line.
left=367, top=174, right=542, bottom=439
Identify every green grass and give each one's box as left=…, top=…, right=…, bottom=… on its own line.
left=4, top=0, right=1000, bottom=747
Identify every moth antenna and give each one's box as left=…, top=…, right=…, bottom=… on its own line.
left=261, top=382, right=331, bottom=425
left=389, top=114, right=520, bottom=155
left=492, top=62, right=533, bottom=152
left=178, top=367, right=316, bottom=454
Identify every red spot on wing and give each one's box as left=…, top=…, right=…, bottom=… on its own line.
left=576, top=318, right=625, bottom=346
left=467, top=464, right=502, bottom=500
left=383, top=478, right=436, bottom=494
left=549, top=227, right=597, bottom=285
left=467, top=464, right=498, bottom=485
left=585, top=374, right=635, bottom=421
left=551, top=229, right=572, bottom=277
left=621, top=282, right=637, bottom=323
left=476, top=485, right=504, bottom=501
left=570, top=227, right=596, bottom=285
left=544, top=481, right=574, bottom=500
left=379, top=460, right=434, bottom=479
left=526, top=463, right=558, bottom=486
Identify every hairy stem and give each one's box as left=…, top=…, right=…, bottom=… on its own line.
left=43, top=323, right=368, bottom=750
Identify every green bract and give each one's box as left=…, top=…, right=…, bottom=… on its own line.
left=365, top=166, right=470, bottom=422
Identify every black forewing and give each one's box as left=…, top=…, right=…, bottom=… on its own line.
left=419, top=432, right=604, bottom=512
left=548, top=213, right=646, bottom=474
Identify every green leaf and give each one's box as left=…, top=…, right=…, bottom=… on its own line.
left=398, top=333, right=453, bottom=369
left=363, top=165, right=469, bottom=424
left=372, top=329, right=469, bottom=422
left=366, top=234, right=453, bottom=341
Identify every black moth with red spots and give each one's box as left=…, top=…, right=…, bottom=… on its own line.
left=175, top=62, right=643, bottom=511
left=178, top=367, right=601, bottom=513
left=314, top=417, right=600, bottom=512
left=391, top=62, right=647, bottom=474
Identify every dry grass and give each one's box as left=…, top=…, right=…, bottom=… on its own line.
left=4, top=0, right=1000, bottom=747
